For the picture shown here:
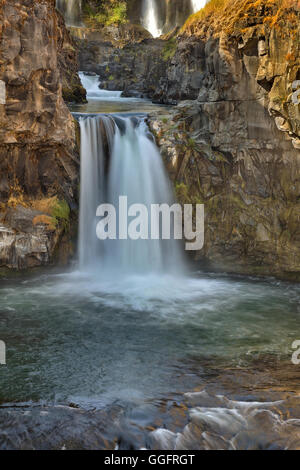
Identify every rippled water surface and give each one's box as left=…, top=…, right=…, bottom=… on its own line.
left=0, top=270, right=299, bottom=406
left=1, top=86, right=300, bottom=449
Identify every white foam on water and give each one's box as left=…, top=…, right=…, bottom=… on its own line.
left=79, top=72, right=123, bottom=101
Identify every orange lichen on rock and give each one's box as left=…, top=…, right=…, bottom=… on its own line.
left=181, top=0, right=300, bottom=37
left=7, top=183, right=28, bottom=209
left=32, top=215, right=56, bottom=230
left=31, top=197, right=59, bottom=215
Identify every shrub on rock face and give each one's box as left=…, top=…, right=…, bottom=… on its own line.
left=83, top=0, right=128, bottom=28
left=32, top=197, right=71, bottom=232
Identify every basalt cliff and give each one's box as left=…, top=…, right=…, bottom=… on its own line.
left=0, top=0, right=82, bottom=270
left=89, top=0, right=300, bottom=280
left=1, top=0, right=300, bottom=280
left=151, top=0, right=300, bottom=280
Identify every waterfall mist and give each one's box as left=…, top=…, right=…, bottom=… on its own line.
left=79, top=115, right=185, bottom=275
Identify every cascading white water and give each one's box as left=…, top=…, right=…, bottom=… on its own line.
left=107, top=117, right=184, bottom=273
left=191, top=0, right=207, bottom=13
left=56, top=0, right=82, bottom=26
left=79, top=72, right=123, bottom=101
left=141, top=0, right=207, bottom=37
left=79, top=115, right=185, bottom=274
left=142, top=0, right=162, bottom=38
left=79, top=116, right=115, bottom=267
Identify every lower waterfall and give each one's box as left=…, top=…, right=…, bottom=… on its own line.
left=79, top=116, right=115, bottom=267
left=79, top=115, right=185, bottom=274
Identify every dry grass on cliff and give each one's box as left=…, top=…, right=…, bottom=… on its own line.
left=32, top=215, right=57, bottom=231
left=181, top=0, right=300, bottom=37
left=31, top=197, right=58, bottom=215
left=31, top=197, right=70, bottom=230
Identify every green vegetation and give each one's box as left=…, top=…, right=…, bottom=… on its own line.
left=175, top=182, right=190, bottom=205
left=175, top=182, right=203, bottom=205
left=162, top=38, right=177, bottom=61
left=84, top=0, right=127, bottom=28
left=187, top=138, right=196, bottom=150
left=51, top=199, right=70, bottom=231
left=31, top=197, right=71, bottom=232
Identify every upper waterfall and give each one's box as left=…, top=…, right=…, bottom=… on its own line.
left=56, top=0, right=207, bottom=36
left=56, top=0, right=82, bottom=26
left=191, top=0, right=207, bottom=13
left=142, top=0, right=162, bottom=38
left=141, top=0, right=205, bottom=37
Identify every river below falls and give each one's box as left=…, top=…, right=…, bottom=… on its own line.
left=1, top=93, right=300, bottom=450
left=0, top=268, right=300, bottom=449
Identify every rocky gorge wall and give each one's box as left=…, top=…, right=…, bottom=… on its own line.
left=149, top=0, right=300, bottom=280
left=70, top=0, right=194, bottom=34
left=75, top=0, right=197, bottom=86
left=85, top=0, right=300, bottom=280
left=1, top=0, right=299, bottom=281
left=0, top=0, right=80, bottom=270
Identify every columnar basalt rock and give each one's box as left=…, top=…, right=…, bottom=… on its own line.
left=147, top=0, right=300, bottom=280
left=0, top=0, right=80, bottom=269
left=80, top=38, right=167, bottom=98
left=75, top=0, right=196, bottom=98
left=76, top=0, right=300, bottom=280
left=56, top=9, right=87, bottom=103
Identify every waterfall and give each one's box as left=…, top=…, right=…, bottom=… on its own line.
left=142, top=0, right=162, bottom=38
left=56, top=0, right=82, bottom=26
left=141, top=0, right=203, bottom=36
left=79, top=115, right=185, bottom=274
left=79, top=116, right=115, bottom=267
left=79, top=72, right=122, bottom=100
left=191, top=0, right=207, bottom=13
